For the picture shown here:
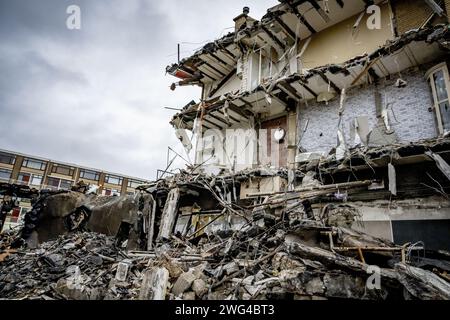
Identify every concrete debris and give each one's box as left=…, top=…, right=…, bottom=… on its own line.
left=1, top=141, right=450, bottom=301
left=1, top=177, right=450, bottom=300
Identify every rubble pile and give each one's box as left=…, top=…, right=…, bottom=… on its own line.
left=1, top=215, right=450, bottom=300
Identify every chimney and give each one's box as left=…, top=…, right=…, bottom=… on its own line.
left=233, top=7, right=255, bottom=32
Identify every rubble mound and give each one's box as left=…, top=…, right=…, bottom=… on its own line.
left=1, top=223, right=450, bottom=300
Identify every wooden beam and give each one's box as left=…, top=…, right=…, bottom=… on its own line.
left=278, top=83, right=302, bottom=101
left=200, top=71, right=215, bottom=81
left=286, top=1, right=316, bottom=34
left=317, top=72, right=341, bottom=93
left=208, top=68, right=236, bottom=98
left=207, top=112, right=231, bottom=127
left=335, top=0, right=344, bottom=8
left=202, top=117, right=223, bottom=129
left=229, top=104, right=249, bottom=119
left=261, top=25, right=286, bottom=50
left=202, top=61, right=226, bottom=77
left=208, top=52, right=230, bottom=67
left=309, top=0, right=330, bottom=23
left=274, top=16, right=301, bottom=43
left=300, top=82, right=318, bottom=98
left=221, top=47, right=236, bottom=60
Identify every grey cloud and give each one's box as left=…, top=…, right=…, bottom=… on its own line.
left=0, top=0, right=276, bottom=179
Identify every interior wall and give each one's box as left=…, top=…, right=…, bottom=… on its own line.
left=296, top=66, right=437, bottom=154
left=299, top=2, right=394, bottom=70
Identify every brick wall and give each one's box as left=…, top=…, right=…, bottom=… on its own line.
left=297, top=67, right=438, bottom=154
left=392, top=0, right=448, bottom=35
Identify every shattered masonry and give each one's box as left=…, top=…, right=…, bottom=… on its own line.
left=2, top=0, right=450, bottom=300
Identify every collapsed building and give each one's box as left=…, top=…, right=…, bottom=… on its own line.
left=166, top=0, right=450, bottom=248
left=1, top=0, right=450, bottom=300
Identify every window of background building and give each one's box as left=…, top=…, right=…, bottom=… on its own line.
left=80, top=169, right=99, bottom=181
left=127, top=179, right=145, bottom=188
left=22, top=158, right=46, bottom=170
left=105, top=174, right=122, bottom=185
left=102, top=188, right=120, bottom=196
left=46, top=177, right=60, bottom=190
left=0, top=169, right=12, bottom=181
left=0, top=152, right=15, bottom=165
left=46, top=177, right=72, bottom=190
left=51, top=164, right=74, bottom=176
left=59, top=179, right=72, bottom=190
left=427, top=62, right=450, bottom=134
left=17, top=173, right=30, bottom=184
left=18, top=173, right=43, bottom=186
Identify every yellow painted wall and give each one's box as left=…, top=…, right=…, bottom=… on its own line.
left=299, top=2, right=394, bottom=69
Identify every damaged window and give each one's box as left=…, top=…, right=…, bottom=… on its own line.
left=427, top=63, right=450, bottom=134
left=22, top=158, right=46, bottom=171
left=0, top=152, right=15, bottom=165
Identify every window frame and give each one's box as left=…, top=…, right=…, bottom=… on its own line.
left=104, top=174, right=123, bottom=186
left=0, top=152, right=16, bottom=165
left=127, top=179, right=145, bottom=188
left=79, top=169, right=100, bottom=181
left=426, top=62, right=450, bottom=135
left=51, top=164, right=74, bottom=176
left=0, top=168, right=12, bottom=181
left=22, top=158, right=46, bottom=171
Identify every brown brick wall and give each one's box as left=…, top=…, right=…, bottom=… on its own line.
left=392, top=0, right=434, bottom=35
left=391, top=0, right=448, bottom=35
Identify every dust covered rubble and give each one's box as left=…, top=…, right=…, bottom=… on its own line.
left=1, top=218, right=450, bottom=300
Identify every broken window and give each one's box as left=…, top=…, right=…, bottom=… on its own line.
left=0, top=169, right=12, bottom=181
left=0, top=152, right=15, bottom=165
left=105, top=175, right=122, bottom=185
left=427, top=62, right=450, bottom=134
left=22, top=158, right=46, bottom=171
left=79, top=169, right=99, bottom=181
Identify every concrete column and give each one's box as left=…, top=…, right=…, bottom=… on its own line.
left=42, top=161, right=52, bottom=188
left=11, top=155, right=24, bottom=181
left=121, top=177, right=128, bottom=195
left=98, top=172, right=106, bottom=194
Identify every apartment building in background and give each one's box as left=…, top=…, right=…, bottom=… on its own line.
left=0, top=148, right=150, bottom=230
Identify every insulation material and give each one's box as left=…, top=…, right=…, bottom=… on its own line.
left=426, top=151, right=450, bottom=181
left=388, top=163, right=397, bottom=196
left=351, top=116, right=370, bottom=146
left=336, top=129, right=347, bottom=161
left=175, top=129, right=193, bottom=152
left=338, top=88, right=346, bottom=116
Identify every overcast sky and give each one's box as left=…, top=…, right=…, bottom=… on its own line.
left=0, top=0, right=276, bottom=180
